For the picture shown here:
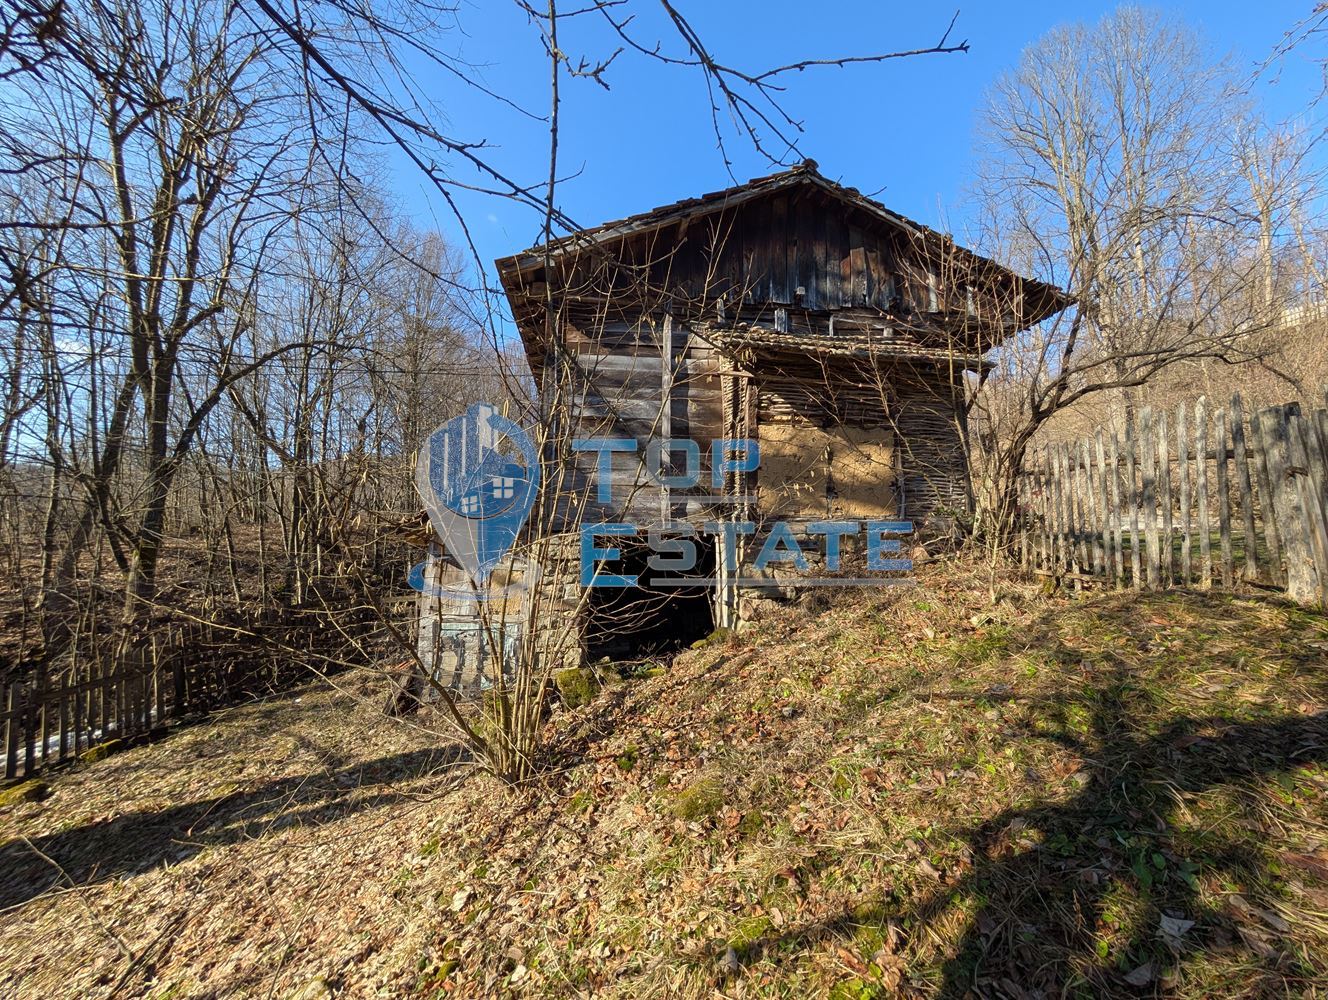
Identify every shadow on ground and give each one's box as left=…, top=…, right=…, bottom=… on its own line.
left=733, top=592, right=1328, bottom=997
left=0, top=744, right=470, bottom=911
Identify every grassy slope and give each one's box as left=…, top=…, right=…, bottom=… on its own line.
left=2, top=560, right=1327, bottom=999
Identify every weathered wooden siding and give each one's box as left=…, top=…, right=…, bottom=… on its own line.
left=527, top=190, right=1020, bottom=346
left=893, top=370, right=970, bottom=519
left=558, top=318, right=725, bottom=523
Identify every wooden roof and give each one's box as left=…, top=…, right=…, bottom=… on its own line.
left=496, top=160, right=1070, bottom=353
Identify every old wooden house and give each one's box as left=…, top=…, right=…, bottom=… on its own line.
left=417, top=161, right=1067, bottom=685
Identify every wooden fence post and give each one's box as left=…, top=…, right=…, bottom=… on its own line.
left=1019, top=474, right=1030, bottom=572
left=1060, top=445, right=1073, bottom=580
left=1258, top=404, right=1320, bottom=603
left=1248, top=409, right=1283, bottom=586
left=23, top=682, right=35, bottom=777
left=1288, top=409, right=1328, bottom=607
left=1177, top=402, right=1191, bottom=586
left=1196, top=398, right=1213, bottom=589
left=1215, top=409, right=1234, bottom=589
left=1085, top=440, right=1103, bottom=577
left=1109, top=431, right=1125, bottom=588
left=1072, top=444, right=1088, bottom=583
left=1095, top=431, right=1111, bottom=579
left=1141, top=408, right=1160, bottom=589
left=1053, top=446, right=1067, bottom=578
left=1124, top=416, right=1142, bottom=587
left=4, top=684, right=19, bottom=780
left=1158, top=409, right=1173, bottom=587
left=58, top=672, right=69, bottom=763
left=1229, top=394, right=1259, bottom=583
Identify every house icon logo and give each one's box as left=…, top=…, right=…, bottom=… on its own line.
left=415, top=403, right=540, bottom=587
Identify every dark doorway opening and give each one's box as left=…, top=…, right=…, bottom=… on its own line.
left=582, top=536, right=715, bottom=662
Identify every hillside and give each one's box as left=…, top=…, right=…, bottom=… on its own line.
left=2, top=560, right=1327, bottom=999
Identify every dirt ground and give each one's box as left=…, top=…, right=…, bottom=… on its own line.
left=2, top=560, right=1327, bottom=999
left=0, top=677, right=478, bottom=999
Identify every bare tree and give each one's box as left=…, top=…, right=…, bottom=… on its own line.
left=966, top=7, right=1300, bottom=550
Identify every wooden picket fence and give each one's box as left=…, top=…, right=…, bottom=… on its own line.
left=1018, top=392, right=1328, bottom=608
left=2, top=615, right=294, bottom=781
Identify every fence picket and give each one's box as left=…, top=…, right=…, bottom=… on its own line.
left=58, top=673, right=68, bottom=762
left=1229, top=394, right=1259, bottom=583
left=1177, top=402, right=1191, bottom=585
left=1196, top=398, right=1213, bottom=589
left=1141, top=408, right=1160, bottom=590
left=1215, top=409, right=1234, bottom=589
left=4, top=685, right=18, bottom=780
left=1073, top=443, right=1083, bottom=581
left=23, top=684, right=35, bottom=777
left=1250, top=410, right=1282, bottom=585
left=1158, top=409, right=1173, bottom=587
left=1055, top=445, right=1067, bottom=577
left=1095, top=432, right=1110, bottom=579
left=1289, top=410, right=1328, bottom=607
left=1257, top=405, right=1318, bottom=602
left=1124, top=416, right=1142, bottom=588
left=1109, top=431, right=1125, bottom=588
left=1085, top=440, right=1103, bottom=576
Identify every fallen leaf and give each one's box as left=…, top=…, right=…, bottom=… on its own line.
left=1237, top=926, right=1277, bottom=959
left=1158, top=913, right=1194, bottom=949
left=1123, top=962, right=1154, bottom=986
left=1280, top=851, right=1328, bottom=880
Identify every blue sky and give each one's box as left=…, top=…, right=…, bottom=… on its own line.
left=388, top=2, right=1324, bottom=286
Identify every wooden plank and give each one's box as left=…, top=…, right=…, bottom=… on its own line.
left=1045, top=446, right=1059, bottom=573
left=73, top=666, right=83, bottom=755
left=1027, top=459, right=1040, bottom=571
left=38, top=674, right=50, bottom=770
left=1124, top=416, right=1142, bottom=588
left=4, top=685, right=18, bottom=780
left=58, top=672, right=69, bottom=762
left=156, top=647, right=165, bottom=725
left=1141, top=408, right=1160, bottom=590
left=770, top=194, right=790, bottom=303
left=1037, top=451, right=1052, bottom=572
left=1061, top=445, right=1076, bottom=576
left=1249, top=409, right=1283, bottom=585
left=1196, top=397, right=1212, bottom=589
left=101, top=657, right=112, bottom=738
left=1046, top=447, right=1058, bottom=573
left=1229, top=394, right=1259, bottom=582
left=1289, top=409, right=1328, bottom=607
left=1157, top=409, right=1173, bottom=586
left=1045, top=445, right=1059, bottom=573
left=1259, top=404, right=1318, bottom=603
left=23, top=683, right=35, bottom=777
left=1215, top=409, right=1234, bottom=588
left=1094, top=432, right=1110, bottom=578
left=1078, top=444, right=1093, bottom=578
left=1067, top=444, right=1083, bottom=583
left=1018, top=473, right=1030, bottom=571
left=1084, top=440, right=1103, bottom=576
left=1177, top=401, right=1192, bottom=585
left=660, top=314, right=674, bottom=524
left=1108, top=431, right=1125, bottom=588
left=119, top=664, right=128, bottom=736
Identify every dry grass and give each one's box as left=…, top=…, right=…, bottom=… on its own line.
left=2, top=558, right=1327, bottom=998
